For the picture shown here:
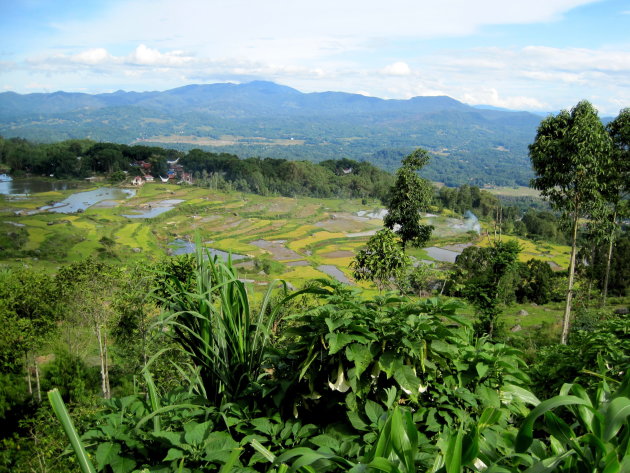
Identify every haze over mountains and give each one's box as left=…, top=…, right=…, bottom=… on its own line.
left=0, top=81, right=544, bottom=186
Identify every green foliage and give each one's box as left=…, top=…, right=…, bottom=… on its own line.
left=512, top=372, right=630, bottom=472
left=400, top=262, right=436, bottom=296
left=515, top=258, right=556, bottom=304
left=435, top=184, right=500, bottom=218
left=107, top=170, right=126, bottom=184
left=530, top=312, right=630, bottom=398
left=384, top=149, right=434, bottom=249
left=351, top=229, right=409, bottom=291
left=451, top=240, right=521, bottom=337
left=269, top=283, right=530, bottom=431
left=43, top=350, right=100, bottom=405
left=0, top=222, right=28, bottom=256
left=254, top=255, right=285, bottom=275
left=48, top=389, right=96, bottom=473
left=79, top=389, right=245, bottom=473
left=0, top=267, right=60, bottom=372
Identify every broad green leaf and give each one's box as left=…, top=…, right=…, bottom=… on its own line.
left=461, top=426, right=479, bottom=466
left=444, top=428, right=463, bottom=473
left=95, top=442, right=121, bottom=470
left=516, top=396, right=592, bottom=452
left=346, top=343, right=374, bottom=378
left=348, top=411, right=369, bottom=431
left=250, top=417, right=275, bottom=436
left=47, top=389, right=97, bottom=473
left=109, top=454, right=136, bottom=473
left=151, top=430, right=184, bottom=447
left=365, top=400, right=385, bottom=425
left=476, top=362, right=489, bottom=378
left=184, top=420, right=213, bottom=444
left=478, top=408, right=502, bottom=430
left=327, top=333, right=358, bottom=355
left=602, top=453, right=620, bottom=473
left=603, top=396, right=630, bottom=442
left=218, top=448, right=243, bottom=473
left=522, top=451, right=574, bottom=473
left=390, top=408, right=418, bottom=473
left=164, top=448, right=184, bottom=461
left=366, top=456, right=402, bottom=473
left=393, top=364, right=425, bottom=402
left=543, top=412, right=576, bottom=447
left=502, top=384, right=540, bottom=407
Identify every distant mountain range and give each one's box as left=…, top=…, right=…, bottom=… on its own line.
left=0, top=81, right=544, bottom=186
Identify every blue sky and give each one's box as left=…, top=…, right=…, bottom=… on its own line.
left=1, top=0, right=629, bottom=114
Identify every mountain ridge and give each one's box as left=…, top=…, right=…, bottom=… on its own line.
left=0, top=81, right=543, bottom=187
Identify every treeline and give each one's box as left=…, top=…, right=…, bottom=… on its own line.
left=0, top=137, right=176, bottom=178
left=0, top=137, right=394, bottom=201
left=182, top=150, right=393, bottom=200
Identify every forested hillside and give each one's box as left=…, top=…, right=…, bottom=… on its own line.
left=0, top=81, right=542, bottom=186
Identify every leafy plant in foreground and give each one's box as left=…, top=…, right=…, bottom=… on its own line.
left=154, top=242, right=321, bottom=406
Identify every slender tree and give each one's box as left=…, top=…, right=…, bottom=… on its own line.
left=529, top=100, right=612, bottom=344
left=384, top=148, right=434, bottom=250
left=601, top=108, right=630, bottom=305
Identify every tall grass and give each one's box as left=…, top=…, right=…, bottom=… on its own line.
left=156, top=238, right=316, bottom=405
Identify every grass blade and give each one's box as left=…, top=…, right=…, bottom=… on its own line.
left=47, top=389, right=96, bottom=473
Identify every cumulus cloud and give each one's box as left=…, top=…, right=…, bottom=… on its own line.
left=382, top=62, right=411, bottom=76
left=126, top=44, right=194, bottom=66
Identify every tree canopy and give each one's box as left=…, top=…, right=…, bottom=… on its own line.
left=383, top=149, right=434, bottom=249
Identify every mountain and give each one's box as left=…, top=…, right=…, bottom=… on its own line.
left=0, top=81, right=543, bottom=186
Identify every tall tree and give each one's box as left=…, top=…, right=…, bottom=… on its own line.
left=600, top=108, right=630, bottom=305
left=529, top=100, right=612, bottom=344
left=384, top=149, right=434, bottom=250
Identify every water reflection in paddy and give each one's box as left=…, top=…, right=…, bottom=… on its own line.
left=169, top=239, right=246, bottom=261
left=38, top=188, right=135, bottom=213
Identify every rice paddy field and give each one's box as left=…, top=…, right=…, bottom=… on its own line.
left=1, top=179, right=572, bottom=330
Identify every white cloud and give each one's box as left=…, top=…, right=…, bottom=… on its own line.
left=382, top=62, right=411, bottom=76
left=462, top=88, right=549, bottom=110
left=126, top=44, right=194, bottom=66
left=46, top=0, right=599, bottom=62
left=71, top=48, right=112, bottom=65
left=3, top=0, right=628, bottom=114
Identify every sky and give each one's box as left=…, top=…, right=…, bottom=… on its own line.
left=1, top=0, right=629, bottom=115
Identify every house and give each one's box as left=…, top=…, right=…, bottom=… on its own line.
left=179, top=172, right=193, bottom=184
left=144, top=175, right=154, bottom=182
left=131, top=176, right=144, bottom=186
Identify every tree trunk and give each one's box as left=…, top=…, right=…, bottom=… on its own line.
left=602, top=210, right=617, bottom=307
left=561, top=210, right=580, bottom=345
left=35, top=358, right=41, bottom=403
left=26, top=352, right=32, bottom=396
left=103, top=330, right=111, bottom=399
left=96, top=324, right=110, bottom=399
